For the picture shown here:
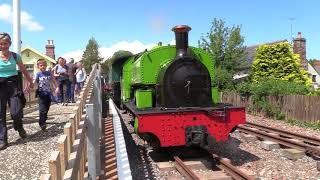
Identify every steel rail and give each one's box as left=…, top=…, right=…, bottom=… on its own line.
left=246, top=122, right=320, bottom=146
left=238, top=125, right=320, bottom=156
left=173, top=156, right=200, bottom=180
left=212, top=154, right=254, bottom=180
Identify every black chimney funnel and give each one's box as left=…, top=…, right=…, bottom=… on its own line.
left=172, top=25, right=191, bottom=58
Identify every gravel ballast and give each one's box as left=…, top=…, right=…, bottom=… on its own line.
left=232, top=114, right=320, bottom=179
left=0, top=104, right=76, bottom=180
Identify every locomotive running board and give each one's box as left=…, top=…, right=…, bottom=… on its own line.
left=123, top=101, right=244, bottom=116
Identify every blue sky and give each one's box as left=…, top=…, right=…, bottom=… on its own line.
left=1, top=0, right=319, bottom=62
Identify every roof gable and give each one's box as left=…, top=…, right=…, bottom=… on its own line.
left=21, top=46, right=56, bottom=64
left=314, top=66, right=320, bottom=75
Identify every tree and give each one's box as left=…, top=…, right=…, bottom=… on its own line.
left=198, top=18, right=247, bottom=90
left=198, top=18, right=247, bottom=72
left=251, top=42, right=311, bottom=86
left=81, top=37, right=104, bottom=72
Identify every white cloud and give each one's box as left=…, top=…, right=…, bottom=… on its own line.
left=20, top=11, right=43, bottom=31
left=0, top=4, right=11, bottom=22
left=0, top=3, right=43, bottom=32
left=99, top=40, right=156, bottom=60
left=62, top=40, right=159, bottom=63
left=61, top=49, right=84, bottom=63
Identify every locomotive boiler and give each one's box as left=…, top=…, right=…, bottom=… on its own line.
left=110, top=25, right=246, bottom=148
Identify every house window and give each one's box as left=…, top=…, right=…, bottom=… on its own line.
left=26, top=52, right=30, bottom=57
left=24, top=64, right=34, bottom=78
left=312, top=75, right=316, bottom=82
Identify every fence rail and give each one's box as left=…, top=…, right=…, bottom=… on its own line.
left=40, top=64, right=100, bottom=180
left=221, top=92, right=320, bottom=122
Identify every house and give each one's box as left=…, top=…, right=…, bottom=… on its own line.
left=234, top=32, right=320, bottom=89
left=292, top=32, right=320, bottom=89
left=308, top=63, right=320, bottom=88
left=21, top=40, right=57, bottom=78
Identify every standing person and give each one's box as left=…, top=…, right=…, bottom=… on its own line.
left=53, top=57, right=69, bottom=105
left=67, top=58, right=77, bottom=103
left=75, top=62, right=86, bottom=98
left=33, top=59, right=59, bottom=131
left=0, top=32, right=34, bottom=150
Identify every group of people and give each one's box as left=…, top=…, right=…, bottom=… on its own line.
left=52, top=56, right=87, bottom=105
left=0, top=32, right=86, bottom=150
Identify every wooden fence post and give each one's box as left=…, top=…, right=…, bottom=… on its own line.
left=64, top=123, right=72, bottom=156
left=49, top=151, right=62, bottom=180
left=58, top=135, right=68, bottom=177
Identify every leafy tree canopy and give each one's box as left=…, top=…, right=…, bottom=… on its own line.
left=251, top=42, right=311, bottom=86
left=198, top=18, right=248, bottom=72
left=81, top=37, right=104, bottom=72
left=198, top=18, right=247, bottom=90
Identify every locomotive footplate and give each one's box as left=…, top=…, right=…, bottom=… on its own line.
left=123, top=101, right=241, bottom=117
left=123, top=101, right=246, bottom=147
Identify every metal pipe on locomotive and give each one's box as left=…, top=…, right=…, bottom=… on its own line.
left=110, top=25, right=246, bottom=148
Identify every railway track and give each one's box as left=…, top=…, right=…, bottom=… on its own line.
left=211, top=154, right=255, bottom=180
left=172, top=154, right=254, bottom=180
left=155, top=150, right=255, bottom=180
left=237, top=122, right=320, bottom=157
left=245, top=122, right=320, bottom=146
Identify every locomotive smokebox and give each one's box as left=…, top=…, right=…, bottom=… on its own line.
left=172, top=25, right=191, bottom=58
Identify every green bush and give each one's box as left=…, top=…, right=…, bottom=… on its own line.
left=237, top=79, right=311, bottom=97
left=286, top=118, right=320, bottom=130
left=235, top=79, right=311, bottom=119
left=214, top=67, right=235, bottom=91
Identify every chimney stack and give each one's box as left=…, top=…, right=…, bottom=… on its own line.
left=45, top=40, right=55, bottom=60
left=172, top=25, right=191, bottom=58
left=293, top=32, right=308, bottom=70
left=297, top=32, right=302, bottom=38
